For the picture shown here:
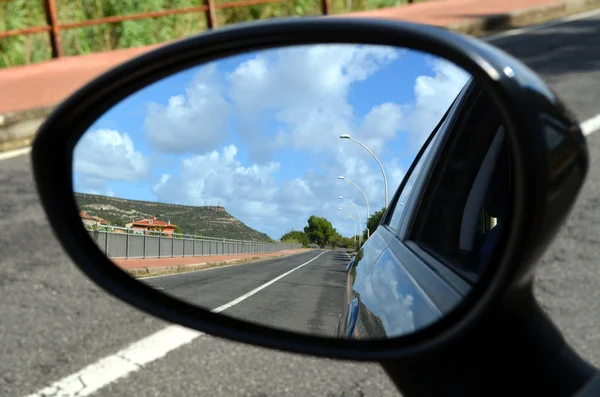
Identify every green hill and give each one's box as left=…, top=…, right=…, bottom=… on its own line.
left=74, top=193, right=274, bottom=242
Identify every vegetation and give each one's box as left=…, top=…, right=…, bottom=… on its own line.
left=280, top=229, right=310, bottom=246
left=303, top=215, right=338, bottom=248
left=1, top=0, right=421, bottom=68
left=75, top=193, right=274, bottom=242
left=362, top=207, right=386, bottom=241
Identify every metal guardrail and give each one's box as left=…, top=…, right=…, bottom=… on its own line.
left=85, top=225, right=304, bottom=259
left=0, top=0, right=327, bottom=59
left=0, top=0, right=414, bottom=59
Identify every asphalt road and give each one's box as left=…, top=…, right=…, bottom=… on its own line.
left=2, top=11, right=600, bottom=397
left=141, top=250, right=348, bottom=337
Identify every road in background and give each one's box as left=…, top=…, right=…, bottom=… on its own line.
left=141, top=250, right=347, bottom=337
left=1, top=12, right=600, bottom=397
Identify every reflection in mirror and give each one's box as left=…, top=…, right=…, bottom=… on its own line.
left=72, top=43, right=507, bottom=340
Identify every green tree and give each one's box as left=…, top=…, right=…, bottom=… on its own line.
left=340, top=236, right=356, bottom=249
left=174, top=225, right=183, bottom=235
left=280, top=230, right=309, bottom=247
left=303, top=215, right=337, bottom=248
left=362, top=207, right=386, bottom=241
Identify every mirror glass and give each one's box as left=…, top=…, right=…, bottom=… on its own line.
left=72, top=44, right=510, bottom=340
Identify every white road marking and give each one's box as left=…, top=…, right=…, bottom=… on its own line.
left=22, top=251, right=328, bottom=397
left=581, top=114, right=600, bottom=136
left=212, top=250, right=328, bottom=313
left=0, top=146, right=31, bottom=162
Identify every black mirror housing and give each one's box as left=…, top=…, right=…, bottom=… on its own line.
left=31, top=17, right=589, bottom=367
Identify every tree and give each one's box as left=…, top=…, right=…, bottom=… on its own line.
left=303, top=215, right=337, bottom=248
left=174, top=225, right=184, bottom=235
left=280, top=230, right=309, bottom=247
left=340, top=236, right=356, bottom=249
left=363, top=207, right=386, bottom=241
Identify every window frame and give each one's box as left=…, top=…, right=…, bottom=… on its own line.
left=404, top=81, right=509, bottom=282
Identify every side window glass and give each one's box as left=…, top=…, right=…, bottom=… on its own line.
left=386, top=100, right=457, bottom=232
left=409, top=88, right=511, bottom=278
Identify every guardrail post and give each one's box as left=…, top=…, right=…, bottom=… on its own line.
left=158, top=234, right=162, bottom=258
left=321, top=0, right=332, bottom=15
left=204, top=0, right=217, bottom=28
left=43, top=0, right=63, bottom=58
left=104, top=229, right=108, bottom=256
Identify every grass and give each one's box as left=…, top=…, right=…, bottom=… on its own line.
left=0, top=0, right=420, bottom=68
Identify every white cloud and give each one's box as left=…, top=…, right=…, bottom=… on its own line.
left=403, top=57, right=471, bottom=148
left=127, top=45, right=470, bottom=239
left=73, top=128, right=148, bottom=183
left=227, top=44, right=402, bottom=160
left=144, top=63, right=232, bottom=153
left=152, top=145, right=280, bottom=218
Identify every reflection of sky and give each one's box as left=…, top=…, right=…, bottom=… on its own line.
left=355, top=248, right=441, bottom=337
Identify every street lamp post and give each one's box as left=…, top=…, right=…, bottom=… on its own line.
left=338, top=208, right=358, bottom=250
left=340, top=134, right=389, bottom=208
left=339, top=196, right=362, bottom=246
left=338, top=176, right=370, bottom=238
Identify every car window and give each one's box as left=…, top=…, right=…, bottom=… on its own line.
left=384, top=79, right=473, bottom=233
left=386, top=123, right=445, bottom=231
left=408, top=86, right=511, bottom=278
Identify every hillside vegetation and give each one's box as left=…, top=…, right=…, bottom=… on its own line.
left=1, top=0, right=419, bottom=68
left=75, top=193, right=274, bottom=242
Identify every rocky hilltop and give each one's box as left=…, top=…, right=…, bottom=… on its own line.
left=74, top=193, right=273, bottom=242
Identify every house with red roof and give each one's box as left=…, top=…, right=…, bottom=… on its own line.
left=125, top=216, right=177, bottom=236
left=80, top=210, right=108, bottom=227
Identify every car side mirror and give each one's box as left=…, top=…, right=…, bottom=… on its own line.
left=31, top=17, right=588, bottom=369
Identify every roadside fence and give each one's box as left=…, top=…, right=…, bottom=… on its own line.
left=85, top=225, right=304, bottom=259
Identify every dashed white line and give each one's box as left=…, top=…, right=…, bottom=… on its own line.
left=22, top=251, right=328, bottom=397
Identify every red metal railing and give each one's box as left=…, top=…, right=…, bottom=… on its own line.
left=0, top=0, right=413, bottom=59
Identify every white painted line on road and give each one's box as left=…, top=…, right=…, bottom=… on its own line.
left=22, top=250, right=329, bottom=397
left=213, top=250, right=328, bottom=313
left=23, top=325, right=201, bottom=397
left=581, top=114, right=600, bottom=136
left=0, top=146, right=31, bottom=162
left=485, top=7, right=600, bottom=42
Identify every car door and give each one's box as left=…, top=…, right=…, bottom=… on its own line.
left=336, top=78, right=510, bottom=339
left=334, top=79, right=474, bottom=339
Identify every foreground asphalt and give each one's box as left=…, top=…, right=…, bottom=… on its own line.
left=1, top=12, right=600, bottom=397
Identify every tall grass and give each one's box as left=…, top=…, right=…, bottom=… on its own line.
left=0, top=0, right=416, bottom=68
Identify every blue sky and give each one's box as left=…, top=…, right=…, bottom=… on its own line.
left=73, top=44, right=470, bottom=239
